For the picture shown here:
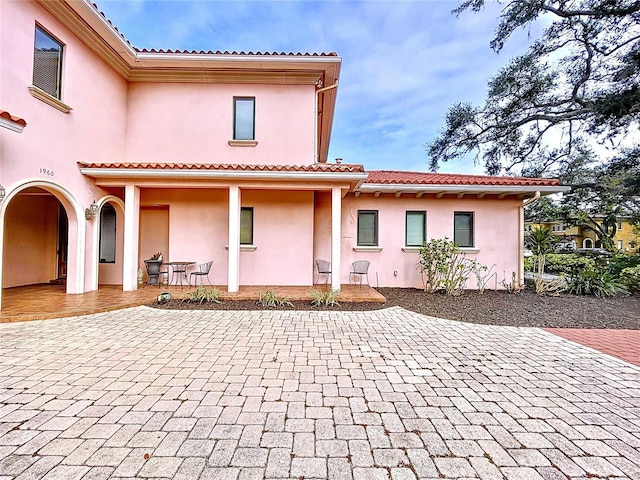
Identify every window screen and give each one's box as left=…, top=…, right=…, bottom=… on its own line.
left=33, top=25, right=63, bottom=99
left=357, top=210, right=378, bottom=246
left=240, top=207, right=253, bottom=245
left=406, top=211, right=426, bottom=246
left=454, top=212, right=474, bottom=247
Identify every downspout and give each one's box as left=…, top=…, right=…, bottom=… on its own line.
left=519, top=191, right=541, bottom=287
left=314, top=81, right=338, bottom=163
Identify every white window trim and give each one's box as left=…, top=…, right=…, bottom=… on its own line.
left=225, top=244, right=257, bottom=252
left=353, top=246, right=382, bottom=253
left=401, top=247, right=421, bottom=253
left=459, top=247, right=480, bottom=254
left=28, top=85, right=72, bottom=113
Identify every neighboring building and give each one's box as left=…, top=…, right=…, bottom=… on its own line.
left=0, top=0, right=567, bottom=309
left=525, top=219, right=639, bottom=254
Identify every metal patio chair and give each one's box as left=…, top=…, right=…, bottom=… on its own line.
left=189, top=261, right=213, bottom=286
left=143, top=259, right=168, bottom=288
left=349, top=260, right=370, bottom=287
left=314, top=259, right=331, bottom=285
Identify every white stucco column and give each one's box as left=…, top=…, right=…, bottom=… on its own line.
left=331, top=186, right=342, bottom=291
left=228, top=185, right=241, bottom=293
left=123, top=184, right=140, bottom=291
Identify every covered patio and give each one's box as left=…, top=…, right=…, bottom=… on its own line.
left=0, top=283, right=385, bottom=323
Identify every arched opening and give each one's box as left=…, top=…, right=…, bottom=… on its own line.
left=1, top=184, right=83, bottom=298
left=583, top=238, right=594, bottom=249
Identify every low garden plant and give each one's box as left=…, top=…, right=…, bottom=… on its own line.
left=257, top=289, right=293, bottom=308
left=181, top=286, right=223, bottom=304
left=310, top=288, right=341, bottom=307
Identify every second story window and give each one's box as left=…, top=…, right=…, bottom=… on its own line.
left=234, top=97, right=255, bottom=140
left=454, top=212, right=474, bottom=248
left=357, top=210, right=378, bottom=246
left=33, top=25, right=63, bottom=99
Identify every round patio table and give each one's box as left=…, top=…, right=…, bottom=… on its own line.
left=164, top=261, right=196, bottom=288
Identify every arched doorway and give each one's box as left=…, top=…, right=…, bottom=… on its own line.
left=583, top=238, right=594, bottom=249
left=0, top=181, right=85, bottom=309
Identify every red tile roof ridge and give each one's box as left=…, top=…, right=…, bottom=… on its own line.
left=0, top=109, right=27, bottom=127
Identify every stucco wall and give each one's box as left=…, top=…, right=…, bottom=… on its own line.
left=125, top=83, right=316, bottom=166
left=2, top=194, right=58, bottom=287
left=339, top=194, right=522, bottom=289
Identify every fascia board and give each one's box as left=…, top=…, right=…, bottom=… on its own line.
left=0, top=117, right=25, bottom=133
left=79, top=168, right=367, bottom=183
left=357, top=183, right=571, bottom=195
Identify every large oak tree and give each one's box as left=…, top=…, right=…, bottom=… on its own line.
left=428, top=0, right=640, bottom=178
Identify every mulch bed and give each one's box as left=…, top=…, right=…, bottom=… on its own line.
left=151, top=287, right=640, bottom=330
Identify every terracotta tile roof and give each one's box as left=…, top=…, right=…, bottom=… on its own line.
left=78, top=162, right=365, bottom=173
left=0, top=110, right=27, bottom=127
left=91, top=2, right=336, bottom=57
left=365, top=170, right=562, bottom=187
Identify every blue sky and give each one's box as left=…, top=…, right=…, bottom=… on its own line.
left=96, top=0, right=536, bottom=174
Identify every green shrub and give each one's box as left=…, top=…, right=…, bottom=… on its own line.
left=541, top=254, right=596, bottom=275
left=310, top=288, right=341, bottom=307
left=181, top=286, right=223, bottom=304
left=620, top=265, right=640, bottom=292
left=607, top=254, right=640, bottom=277
left=524, top=257, right=535, bottom=272
left=566, top=268, right=627, bottom=297
left=417, top=238, right=473, bottom=295
left=257, top=289, right=293, bottom=308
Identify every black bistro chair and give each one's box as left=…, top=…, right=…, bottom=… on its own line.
left=189, top=261, right=213, bottom=286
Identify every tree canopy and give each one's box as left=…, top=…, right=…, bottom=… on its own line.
left=427, top=0, right=640, bottom=178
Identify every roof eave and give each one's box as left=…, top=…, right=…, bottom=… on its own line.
left=357, top=183, right=570, bottom=196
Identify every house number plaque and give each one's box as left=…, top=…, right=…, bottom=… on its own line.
left=39, top=168, right=54, bottom=176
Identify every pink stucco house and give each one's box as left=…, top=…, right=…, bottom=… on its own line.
left=0, top=0, right=567, bottom=308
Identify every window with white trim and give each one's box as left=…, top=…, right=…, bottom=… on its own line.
left=454, top=212, right=474, bottom=248
left=405, top=211, right=426, bottom=247
left=33, top=25, right=63, bottom=99
left=357, top=210, right=378, bottom=246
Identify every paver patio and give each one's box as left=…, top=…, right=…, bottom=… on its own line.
left=0, top=306, right=639, bottom=479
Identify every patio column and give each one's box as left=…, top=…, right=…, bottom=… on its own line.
left=123, top=184, right=140, bottom=291
left=228, top=185, right=241, bottom=293
left=331, top=186, right=342, bottom=291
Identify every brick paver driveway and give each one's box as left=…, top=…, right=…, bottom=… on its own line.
left=1, top=306, right=639, bottom=480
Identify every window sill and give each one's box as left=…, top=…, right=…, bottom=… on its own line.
left=225, top=244, right=257, bottom=252
left=459, top=247, right=480, bottom=254
left=402, top=247, right=421, bottom=252
left=28, top=85, right=72, bottom=113
left=228, top=140, right=258, bottom=147
left=353, top=246, right=382, bottom=253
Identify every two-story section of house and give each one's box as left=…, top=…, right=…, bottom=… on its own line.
left=0, top=0, right=567, bottom=309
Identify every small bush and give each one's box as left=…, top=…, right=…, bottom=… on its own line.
left=181, top=286, right=223, bottom=304
left=417, top=238, right=473, bottom=295
left=310, top=288, right=341, bottom=307
left=524, top=257, right=535, bottom=272
left=566, top=268, right=627, bottom=298
left=258, top=289, right=293, bottom=308
left=607, top=254, right=640, bottom=277
left=542, top=254, right=596, bottom=275
left=620, top=265, right=640, bottom=292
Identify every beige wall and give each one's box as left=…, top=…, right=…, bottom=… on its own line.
left=3, top=194, right=59, bottom=287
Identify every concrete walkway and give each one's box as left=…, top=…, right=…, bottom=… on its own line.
left=0, top=307, right=639, bottom=479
